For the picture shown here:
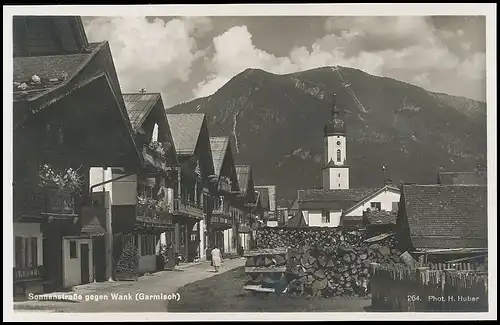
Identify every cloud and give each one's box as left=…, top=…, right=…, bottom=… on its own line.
left=195, top=26, right=298, bottom=97
left=458, top=52, right=486, bottom=80
left=84, top=17, right=212, bottom=105
left=195, top=16, right=485, bottom=101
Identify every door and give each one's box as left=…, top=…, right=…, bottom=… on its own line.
left=43, top=236, right=63, bottom=291
left=93, top=236, right=106, bottom=282
left=80, top=243, right=90, bottom=284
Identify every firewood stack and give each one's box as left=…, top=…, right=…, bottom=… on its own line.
left=256, top=227, right=372, bottom=249
left=286, top=243, right=404, bottom=298
left=243, top=248, right=288, bottom=294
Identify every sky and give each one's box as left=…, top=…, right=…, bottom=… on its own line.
left=82, top=16, right=487, bottom=107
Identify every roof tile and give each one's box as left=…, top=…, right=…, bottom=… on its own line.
left=123, top=93, right=161, bottom=131
left=438, top=171, right=487, bottom=185
left=166, top=113, right=205, bottom=155
left=209, top=137, right=230, bottom=177
left=255, top=187, right=270, bottom=211
left=298, top=188, right=379, bottom=202
left=13, top=42, right=105, bottom=101
left=363, top=210, right=397, bottom=225
left=236, top=165, right=251, bottom=195
left=402, top=185, right=487, bottom=249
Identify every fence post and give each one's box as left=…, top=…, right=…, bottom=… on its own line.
left=440, top=271, right=447, bottom=311
left=416, top=266, right=428, bottom=312
left=370, top=262, right=379, bottom=309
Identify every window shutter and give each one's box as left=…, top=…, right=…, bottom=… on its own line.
left=15, top=237, right=23, bottom=268
left=31, top=237, right=38, bottom=267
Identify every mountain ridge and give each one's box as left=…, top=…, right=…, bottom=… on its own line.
left=168, top=66, right=487, bottom=206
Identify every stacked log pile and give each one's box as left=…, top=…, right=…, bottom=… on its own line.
left=253, top=227, right=406, bottom=297
left=287, top=243, right=404, bottom=297
left=243, top=248, right=288, bottom=294
left=255, top=227, right=371, bottom=249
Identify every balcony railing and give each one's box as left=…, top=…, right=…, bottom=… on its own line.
left=210, top=214, right=232, bottom=227
left=172, top=199, right=204, bottom=219
left=15, top=187, right=76, bottom=217
left=212, top=205, right=230, bottom=216
left=13, top=266, right=45, bottom=282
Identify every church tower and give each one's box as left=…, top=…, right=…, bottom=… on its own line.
left=322, top=94, right=349, bottom=189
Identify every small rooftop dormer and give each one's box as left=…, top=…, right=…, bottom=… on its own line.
left=13, top=16, right=90, bottom=57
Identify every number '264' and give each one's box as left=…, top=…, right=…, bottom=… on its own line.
left=408, top=295, right=420, bottom=302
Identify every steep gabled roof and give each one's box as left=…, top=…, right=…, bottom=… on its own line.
left=342, top=185, right=400, bottom=215
left=438, top=171, right=487, bottom=186
left=255, top=185, right=277, bottom=212
left=402, top=185, right=487, bottom=250
left=123, top=93, right=161, bottom=132
left=236, top=165, right=252, bottom=196
left=255, top=187, right=270, bottom=211
left=13, top=40, right=143, bottom=167
left=297, top=188, right=378, bottom=210
left=13, top=41, right=103, bottom=106
left=209, top=136, right=230, bottom=177
left=166, top=113, right=205, bottom=156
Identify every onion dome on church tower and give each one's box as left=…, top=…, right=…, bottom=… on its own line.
left=324, top=93, right=346, bottom=136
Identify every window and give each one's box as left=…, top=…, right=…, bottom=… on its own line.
left=370, top=202, right=382, bottom=211
left=338, top=173, right=341, bottom=177
left=337, top=149, right=341, bottom=162
left=392, top=201, right=399, bottom=213
left=324, top=138, right=328, bottom=163
left=141, top=234, right=156, bottom=256
left=138, top=182, right=154, bottom=198
left=70, top=240, right=77, bottom=259
left=14, top=237, right=39, bottom=268
left=152, top=123, right=159, bottom=142
left=322, top=210, right=330, bottom=223
left=337, top=141, right=341, bottom=145
left=30, top=238, right=38, bottom=267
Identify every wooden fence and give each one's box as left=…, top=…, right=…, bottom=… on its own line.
left=370, top=263, right=488, bottom=312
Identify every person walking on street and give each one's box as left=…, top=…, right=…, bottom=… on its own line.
left=211, top=246, right=223, bottom=273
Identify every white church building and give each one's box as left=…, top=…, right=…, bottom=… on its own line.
left=289, top=94, right=401, bottom=228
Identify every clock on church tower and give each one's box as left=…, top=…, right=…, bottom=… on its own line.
left=322, top=94, right=349, bottom=190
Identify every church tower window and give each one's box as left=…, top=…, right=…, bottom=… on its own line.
left=337, top=149, right=341, bottom=162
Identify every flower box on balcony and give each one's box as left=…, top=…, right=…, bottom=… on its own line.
left=218, top=177, right=232, bottom=193
left=136, top=195, right=172, bottom=225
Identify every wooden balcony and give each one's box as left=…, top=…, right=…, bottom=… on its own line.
left=13, top=266, right=45, bottom=283
left=15, top=187, right=77, bottom=219
left=172, top=199, right=204, bottom=220
left=210, top=214, right=232, bottom=229
left=212, top=205, right=230, bottom=216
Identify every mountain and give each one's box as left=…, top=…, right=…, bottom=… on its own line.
left=168, top=66, right=487, bottom=206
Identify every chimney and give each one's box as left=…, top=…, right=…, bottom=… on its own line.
left=384, top=178, right=393, bottom=186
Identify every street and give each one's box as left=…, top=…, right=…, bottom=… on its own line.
left=14, top=259, right=245, bottom=313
